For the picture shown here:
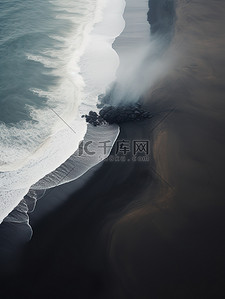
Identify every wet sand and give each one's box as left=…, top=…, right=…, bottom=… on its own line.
left=1, top=0, right=225, bottom=298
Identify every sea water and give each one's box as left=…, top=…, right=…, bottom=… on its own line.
left=0, top=0, right=126, bottom=223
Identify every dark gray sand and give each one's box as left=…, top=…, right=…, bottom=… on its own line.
left=1, top=0, right=225, bottom=298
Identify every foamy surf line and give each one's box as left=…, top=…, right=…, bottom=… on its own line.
left=0, top=0, right=126, bottom=223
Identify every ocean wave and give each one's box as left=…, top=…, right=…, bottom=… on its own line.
left=0, top=0, right=126, bottom=223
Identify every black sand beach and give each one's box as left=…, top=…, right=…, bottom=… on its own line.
left=1, top=0, right=225, bottom=298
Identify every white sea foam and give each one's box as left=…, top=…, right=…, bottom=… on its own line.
left=0, top=0, right=126, bottom=223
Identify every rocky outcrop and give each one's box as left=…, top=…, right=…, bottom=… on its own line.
left=82, top=103, right=152, bottom=126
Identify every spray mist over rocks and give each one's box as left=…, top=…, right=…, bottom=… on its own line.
left=83, top=36, right=175, bottom=126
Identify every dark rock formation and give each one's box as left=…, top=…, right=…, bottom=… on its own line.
left=82, top=103, right=152, bottom=126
